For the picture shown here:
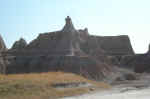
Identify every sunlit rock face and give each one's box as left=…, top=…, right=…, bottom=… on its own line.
left=25, top=16, right=87, bottom=56
left=4, top=16, right=134, bottom=80
left=25, top=16, right=134, bottom=57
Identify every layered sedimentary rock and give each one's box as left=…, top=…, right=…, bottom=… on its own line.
left=95, top=35, right=134, bottom=56
left=23, top=17, right=134, bottom=57
left=4, top=16, right=134, bottom=80
left=7, top=56, right=111, bottom=80
left=26, top=16, right=85, bottom=56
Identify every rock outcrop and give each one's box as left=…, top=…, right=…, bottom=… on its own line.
left=11, top=38, right=27, bottom=50
left=6, top=56, right=111, bottom=80
left=3, top=16, right=134, bottom=80
left=96, top=35, right=134, bottom=56
left=119, top=44, right=150, bottom=73
left=0, top=34, right=7, bottom=73
left=0, top=34, right=6, bottom=51
left=24, top=17, right=134, bottom=57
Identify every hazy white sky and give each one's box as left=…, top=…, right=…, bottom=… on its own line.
left=0, top=0, right=150, bottom=53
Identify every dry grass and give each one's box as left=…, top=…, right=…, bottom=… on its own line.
left=0, top=72, right=111, bottom=99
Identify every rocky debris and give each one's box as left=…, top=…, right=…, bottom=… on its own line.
left=11, top=38, right=27, bottom=50
left=51, top=82, right=92, bottom=89
left=119, top=87, right=137, bottom=93
left=123, top=73, right=137, bottom=80
left=120, top=51, right=150, bottom=73
left=115, top=73, right=137, bottom=82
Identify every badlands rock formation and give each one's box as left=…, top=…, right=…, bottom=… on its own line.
left=0, top=16, right=135, bottom=80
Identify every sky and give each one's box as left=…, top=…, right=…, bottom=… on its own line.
left=0, top=0, right=150, bottom=53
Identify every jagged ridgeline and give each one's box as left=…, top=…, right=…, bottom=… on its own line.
left=0, top=16, right=134, bottom=80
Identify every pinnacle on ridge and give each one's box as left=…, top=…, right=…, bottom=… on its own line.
left=65, top=16, right=72, bottom=25
left=62, top=16, right=76, bottom=32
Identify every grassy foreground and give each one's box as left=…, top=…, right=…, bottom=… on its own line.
left=0, top=72, right=110, bottom=99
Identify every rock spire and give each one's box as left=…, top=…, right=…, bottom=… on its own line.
left=62, top=16, right=76, bottom=32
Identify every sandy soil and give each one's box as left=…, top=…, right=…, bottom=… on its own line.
left=62, top=73, right=150, bottom=99
left=62, top=87, right=150, bottom=99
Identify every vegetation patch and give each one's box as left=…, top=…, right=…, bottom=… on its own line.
left=0, top=72, right=111, bottom=99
